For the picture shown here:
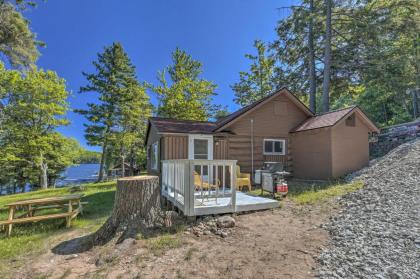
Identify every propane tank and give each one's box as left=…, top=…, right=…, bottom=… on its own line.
left=276, top=181, right=288, bottom=197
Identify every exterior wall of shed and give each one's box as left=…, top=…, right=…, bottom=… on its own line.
left=221, top=94, right=309, bottom=173
left=291, top=128, right=333, bottom=180
left=331, top=113, right=370, bottom=177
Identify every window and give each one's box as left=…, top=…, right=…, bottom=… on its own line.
left=193, top=139, right=209, bottom=159
left=188, top=135, right=213, bottom=160
left=151, top=142, right=158, bottom=170
left=263, top=139, right=285, bottom=155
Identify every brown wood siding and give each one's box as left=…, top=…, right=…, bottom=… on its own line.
left=331, top=113, right=370, bottom=177
left=221, top=94, right=308, bottom=173
left=162, top=135, right=188, bottom=160
left=227, top=135, right=289, bottom=173
left=291, top=128, right=332, bottom=180
left=214, top=137, right=228, bottom=160
left=226, top=94, right=309, bottom=137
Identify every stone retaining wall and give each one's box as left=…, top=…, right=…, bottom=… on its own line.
left=369, top=120, right=420, bottom=158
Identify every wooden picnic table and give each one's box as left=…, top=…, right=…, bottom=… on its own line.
left=0, top=194, right=85, bottom=237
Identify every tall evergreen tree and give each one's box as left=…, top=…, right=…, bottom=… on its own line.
left=77, top=42, right=151, bottom=181
left=0, top=1, right=43, bottom=68
left=151, top=47, right=218, bottom=121
left=270, top=0, right=418, bottom=126
left=308, top=0, right=317, bottom=113
left=322, top=0, right=332, bottom=112
left=231, top=40, right=276, bottom=107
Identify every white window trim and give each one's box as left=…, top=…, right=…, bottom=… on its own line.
left=151, top=141, right=159, bottom=170
left=188, top=134, right=213, bottom=160
left=263, top=139, right=286, bottom=155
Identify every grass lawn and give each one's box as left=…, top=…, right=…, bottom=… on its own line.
left=0, top=181, right=116, bottom=263
left=249, top=179, right=363, bottom=205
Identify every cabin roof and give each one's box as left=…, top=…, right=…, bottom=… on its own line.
left=149, top=117, right=217, bottom=134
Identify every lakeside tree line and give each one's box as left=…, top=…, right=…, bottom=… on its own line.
left=1, top=0, right=419, bottom=189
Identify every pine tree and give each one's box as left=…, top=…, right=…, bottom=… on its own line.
left=322, top=0, right=332, bottom=112
left=151, top=47, right=218, bottom=121
left=231, top=40, right=276, bottom=107
left=77, top=42, right=151, bottom=181
left=0, top=1, right=43, bottom=68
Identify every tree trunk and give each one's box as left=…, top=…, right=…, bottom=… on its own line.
left=39, top=153, right=48, bottom=189
left=97, top=141, right=107, bottom=182
left=308, top=0, right=317, bottom=113
left=121, top=155, right=125, bottom=177
left=322, top=0, right=332, bottom=112
left=91, top=176, right=165, bottom=245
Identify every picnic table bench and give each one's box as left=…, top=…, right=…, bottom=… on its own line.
left=0, top=194, right=86, bottom=236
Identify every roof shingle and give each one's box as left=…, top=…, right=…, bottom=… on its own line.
left=292, top=106, right=356, bottom=133
left=150, top=117, right=216, bottom=134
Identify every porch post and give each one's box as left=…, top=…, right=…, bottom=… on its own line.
left=231, top=161, right=237, bottom=212
left=183, top=160, right=195, bottom=216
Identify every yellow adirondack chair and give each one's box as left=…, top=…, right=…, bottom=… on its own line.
left=236, top=166, right=252, bottom=192
left=194, top=172, right=219, bottom=191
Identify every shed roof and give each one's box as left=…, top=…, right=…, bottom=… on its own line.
left=291, top=106, right=379, bottom=133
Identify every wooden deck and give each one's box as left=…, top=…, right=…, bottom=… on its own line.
left=162, top=159, right=279, bottom=216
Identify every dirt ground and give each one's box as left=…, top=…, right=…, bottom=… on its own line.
left=12, top=200, right=336, bottom=279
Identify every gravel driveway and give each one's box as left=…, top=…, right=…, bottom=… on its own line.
left=317, top=139, right=420, bottom=278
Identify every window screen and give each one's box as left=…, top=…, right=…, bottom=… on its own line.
left=264, top=139, right=285, bottom=155
left=194, top=139, right=208, bottom=159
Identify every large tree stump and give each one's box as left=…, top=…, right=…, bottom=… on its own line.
left=91, top=175, right=165, bottom=245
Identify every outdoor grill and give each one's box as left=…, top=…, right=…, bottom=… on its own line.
left=254, top=162, right=290, bottom=197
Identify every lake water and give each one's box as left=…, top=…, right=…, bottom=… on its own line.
left=0, top=164, right=100, bottom=195
left=56, top=164, right=100, bottom=186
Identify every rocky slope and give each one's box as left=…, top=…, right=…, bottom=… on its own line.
left=317, top=139, right=420, bottom=278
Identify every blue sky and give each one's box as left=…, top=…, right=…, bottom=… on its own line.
left=25, top=0, right=293, bottom=151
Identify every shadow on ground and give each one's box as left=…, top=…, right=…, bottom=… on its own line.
left=52, top=234, right=95, bottom=255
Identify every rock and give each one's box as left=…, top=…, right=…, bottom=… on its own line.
left=216, top=216, right=236, bottom=228
left=95, top=258, right=105, bottom=267
left=317, top=139, right=420, bottom=278
left=65, top=254, right=78, bottom=260
left=220, top=231, right=228, bottom=238
left=116, top=238, right=137, bottom=251
left=203, top=230, right=211, bottom=235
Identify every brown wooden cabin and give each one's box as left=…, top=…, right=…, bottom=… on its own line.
left=145, top=87, right=379, bottom=180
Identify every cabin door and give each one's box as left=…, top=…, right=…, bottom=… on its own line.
left=188, top=135, right=213, bottom=160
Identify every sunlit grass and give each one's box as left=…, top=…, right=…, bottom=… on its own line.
left=0, top=181, right=116, bottom=260
left=289, top=181, right=363, bottom=204
left=143, top=233, right=185, bottom=256
left=249, top=180, right=364, bottom=205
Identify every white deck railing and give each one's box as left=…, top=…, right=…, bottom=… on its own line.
left=161, top=159, right=237, bottom=216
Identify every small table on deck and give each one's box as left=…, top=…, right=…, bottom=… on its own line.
left=1, top=194, right=84, bottom=236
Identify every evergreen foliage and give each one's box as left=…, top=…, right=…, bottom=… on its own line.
left=0, top=1, right=42, bottom=68
left=151, top=47, right=219, bottom=121
left=231, top=40, right=277, bottom=107
left=77, top=42, right=152, bottom=181
left=267, top=0, right=419, bottom=126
